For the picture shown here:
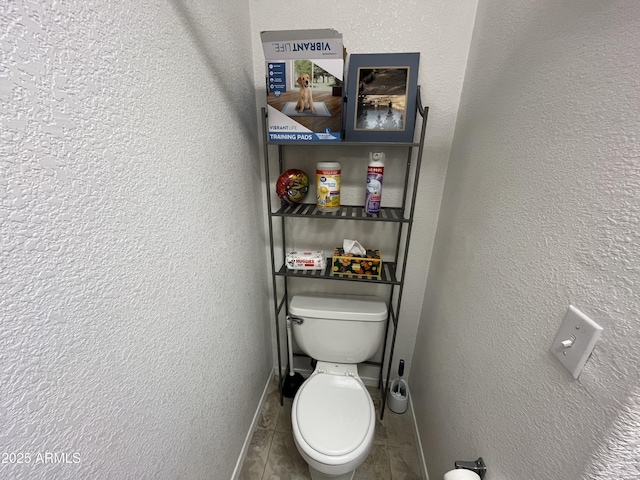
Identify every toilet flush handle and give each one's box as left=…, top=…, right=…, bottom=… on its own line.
left=287, top=315, right=304, bottom=325
left=454, top=457, right=486, bottom=479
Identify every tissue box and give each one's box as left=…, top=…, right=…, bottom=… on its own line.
left=331, top=248, right=382, bottom=278
left=261, top=29, right=344, bottom=143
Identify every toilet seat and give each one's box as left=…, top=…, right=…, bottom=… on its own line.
left=292, top=369, right=375, bottom=469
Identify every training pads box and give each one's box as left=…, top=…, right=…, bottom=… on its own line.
left=261, top=29, right=344, bottom=142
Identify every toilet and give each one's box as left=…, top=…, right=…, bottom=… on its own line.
left=289, top=293, right=388, bottom=480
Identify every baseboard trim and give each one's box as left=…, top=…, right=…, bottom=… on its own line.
left=230, top=369, right=275, bottom=480
left=409, top=394, right=429, bottom=480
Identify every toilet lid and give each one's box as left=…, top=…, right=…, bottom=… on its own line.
left=295, top=374, right=372, bottom=456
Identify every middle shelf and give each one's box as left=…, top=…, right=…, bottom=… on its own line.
left=273, top=203, right=409, bottom=222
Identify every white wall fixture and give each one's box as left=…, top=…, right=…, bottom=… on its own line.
left=551, top=306, right=603, bottom=379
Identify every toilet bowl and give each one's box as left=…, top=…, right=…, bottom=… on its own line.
left=291, top=362, right=375, bottom=480
left=288, top=293, right=387, bottom=479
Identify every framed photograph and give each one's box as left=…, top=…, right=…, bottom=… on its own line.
left=344, top=53, right=420, bottom=143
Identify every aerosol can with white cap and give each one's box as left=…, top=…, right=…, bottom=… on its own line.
left=365, top=152, right=385, bottom=214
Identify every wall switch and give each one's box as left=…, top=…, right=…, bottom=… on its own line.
left=551, top=305, right=603, bottom=379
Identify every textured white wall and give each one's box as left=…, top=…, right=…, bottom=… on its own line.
left=1, top=1, right=271, bottom=479
left=585, top=380, right=640, bottom=479
left=411, top=1, right=640, bottom=479
left=249, top=0, right=479, bottom=381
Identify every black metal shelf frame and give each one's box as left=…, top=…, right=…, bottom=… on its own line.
left=262, top=89, right=429, bottom=420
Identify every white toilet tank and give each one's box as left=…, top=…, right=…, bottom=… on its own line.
left=289, top=294, right=388, bottom=364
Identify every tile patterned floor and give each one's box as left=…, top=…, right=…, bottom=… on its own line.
left=240, top=376, right=424, bottom=480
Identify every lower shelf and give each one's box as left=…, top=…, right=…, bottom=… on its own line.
left=275, top=262, right=399, bottom=284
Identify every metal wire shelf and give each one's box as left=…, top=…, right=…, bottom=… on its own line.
left=262, top=87, right=429, bottom=420
left=273, top=203, right=408, bottom=222
left=275, top=262, right=399, bottom=285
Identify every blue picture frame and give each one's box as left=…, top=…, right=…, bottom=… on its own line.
left=344, top=53, right=420, bottom=143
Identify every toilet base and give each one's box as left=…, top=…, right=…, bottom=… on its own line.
left=309, top=465, right=355, bottom=480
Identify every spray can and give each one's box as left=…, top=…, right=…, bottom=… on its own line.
left=365, top=152, right=385, bottom=214
left=316, top=161, right=341, bottom=212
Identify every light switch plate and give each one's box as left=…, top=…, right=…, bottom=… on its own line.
left=551, top=305, right=603, bottom=379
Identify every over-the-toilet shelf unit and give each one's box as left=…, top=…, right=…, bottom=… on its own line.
left=262, top=89, right=429, bottom=420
